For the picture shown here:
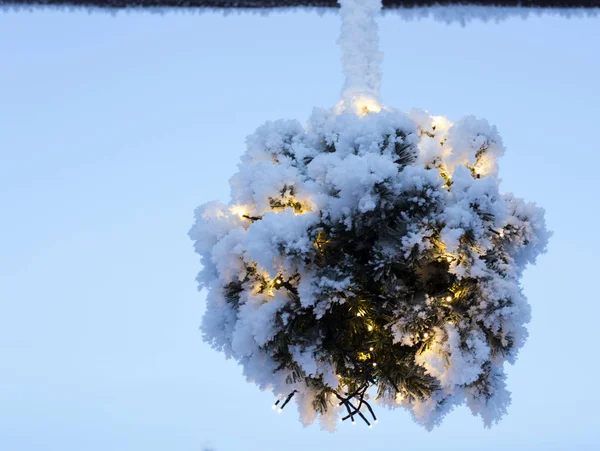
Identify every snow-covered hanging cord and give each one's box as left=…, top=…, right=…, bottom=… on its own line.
left=338, top=0, right=383, bottom=114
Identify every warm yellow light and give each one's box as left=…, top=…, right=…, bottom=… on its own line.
left=367, top=325, right=374, bottom=332
left=445, top=296, right=453, bottom=302
left=472, top=165, right=486, bottom=178
left=369, top=346, right=374, bottom=351
left=423, top=332, right=429, bottom=339
left=313, top=231, right=331, bottom=252
left=230, top=205, right=249, bottom=219
left=335, top=95, right=383, bottom=116
left=432, top=115, right=452, bottom=131
left=446, top=256, right=453, bottom=263
left=357, top=97, right=382, bottom=116
left=372, top=362, right=377, bottom=367
left=275, top=278, right=282, bottom=285
left=471, top=155, right=494, bottom=178
left=291, top=199, right=312, bottom=216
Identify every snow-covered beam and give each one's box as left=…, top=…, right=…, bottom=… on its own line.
left=1, top=1, right=599, bottom=9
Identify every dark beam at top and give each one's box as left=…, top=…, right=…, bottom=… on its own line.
left=1, top=1, right=599, bottom=9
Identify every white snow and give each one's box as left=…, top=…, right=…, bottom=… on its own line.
left=188, top=0, right=550, bottom=431
left=190, top=105, right=549, bottom=430
left=2, top=3, right=597, bottom=25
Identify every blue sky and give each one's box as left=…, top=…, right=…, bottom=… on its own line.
left=1, top=8, right=599, bottom=451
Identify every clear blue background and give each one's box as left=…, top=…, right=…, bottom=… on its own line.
left=1, top=8, right=599, bottom=451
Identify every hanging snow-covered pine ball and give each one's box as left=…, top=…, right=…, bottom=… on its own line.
left=189, top=105, right=549, bottom=430
left=189, top=0, right=549, bottom=431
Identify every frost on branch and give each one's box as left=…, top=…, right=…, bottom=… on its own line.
left=189, top=107, right=549, bottom=431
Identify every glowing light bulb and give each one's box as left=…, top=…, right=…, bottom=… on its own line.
left=357, top=99, right=381, bottom=116
left=369, top=346, right=374, bottom=351
left=372, top=362, right=377, bottom=367
left=230, top=205, right=249, bottom=219
left=423, top=332, right=430, bottom=339
left=345, top=95, right=382, bottom=116
left=367, top=325, right=374, bottom=332
left=445, top=296, right=453, bottom=302
left=446, top=256, right=453, bottom=262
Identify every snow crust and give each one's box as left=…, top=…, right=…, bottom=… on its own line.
left=2, top=3, right=598, bottom=25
